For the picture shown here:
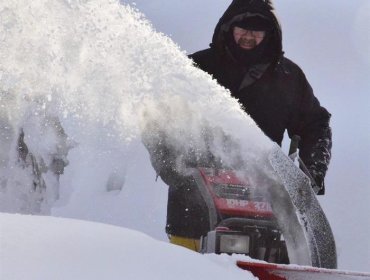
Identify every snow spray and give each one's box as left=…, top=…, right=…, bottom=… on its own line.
left=0, top=1, right=273, bottom=215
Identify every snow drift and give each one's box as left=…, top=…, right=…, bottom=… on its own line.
left=0, top=213, right=257, bottom=280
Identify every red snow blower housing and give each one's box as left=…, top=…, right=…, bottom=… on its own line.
left=192, top=167, right=289, bottom=264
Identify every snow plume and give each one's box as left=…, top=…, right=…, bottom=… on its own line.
left=0, top=0, right=275, bottom=214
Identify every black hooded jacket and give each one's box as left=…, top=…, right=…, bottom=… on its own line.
left=190, top=0, right=332, bottom=190
left=147, top=0, right=332, bottom=239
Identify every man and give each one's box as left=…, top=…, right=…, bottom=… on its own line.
left=190, top=0, right=331, bottom=193
left=145, top=0, right=332, bottom=251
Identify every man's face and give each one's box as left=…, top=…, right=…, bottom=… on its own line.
left=233, top=27, right=266, bottom=50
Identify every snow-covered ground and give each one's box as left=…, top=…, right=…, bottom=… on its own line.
left=0, top=213, right=256, bottom=280
left=0, top=0, right=369, bottom=277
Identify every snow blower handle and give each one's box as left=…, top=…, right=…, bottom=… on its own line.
left=288, top=135, right=301, bottom=160
left=289, top=135, right=321, bottom=194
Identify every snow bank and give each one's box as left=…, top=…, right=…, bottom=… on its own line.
left=0, top=213, right=256, bottom=280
